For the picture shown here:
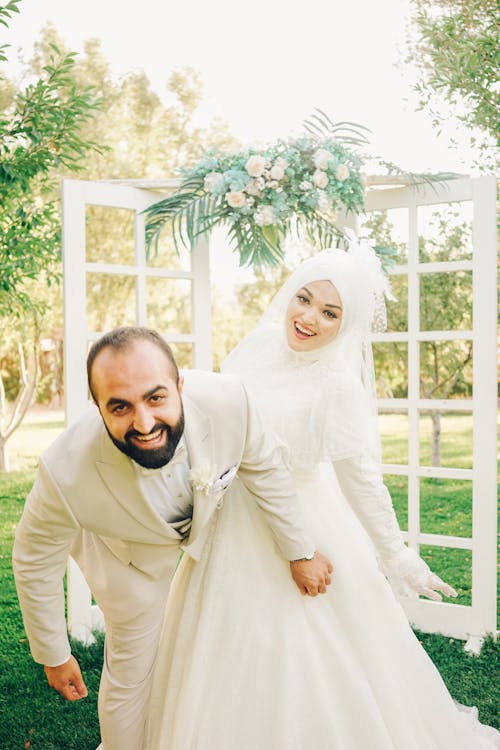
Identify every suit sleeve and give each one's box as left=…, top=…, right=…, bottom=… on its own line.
left=236, top=383, right=315, bottom=561
left=12, top=458, right=80, bottom=666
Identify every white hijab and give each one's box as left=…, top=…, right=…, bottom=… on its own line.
left=222, top=235, right=393, bottom=471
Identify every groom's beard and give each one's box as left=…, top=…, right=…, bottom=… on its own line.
left=104, top=407, right=185, bottom=469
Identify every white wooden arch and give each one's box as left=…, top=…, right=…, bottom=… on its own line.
left=61, top=175, right=497, bottom=645
left=62, top=178, right=212, bottom=641
left=364, top=175, right=497, bottom=644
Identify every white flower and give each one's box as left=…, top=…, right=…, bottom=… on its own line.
left=336, top=164, right=350, bottom=181
left=246, top=155, right=267, bottom=177
left=299, top=180, right=313, bottom=191
left=313, top=169, right=329, bottom=189
left=313, top=148, right=332, bottom=170
left=245, top=178, right=264, bottom=196
left=267, top=180, right=280, bottom=189
left=226, top=190, right=247, bottom=209
left=274, top=157, right=288, bottom=170
left=204, top=172, right=224, bottom=193
left=188, top=463, right=217, bottom=494
left=270, top=164, right=285, bottom=181
left=254, top=205, right=275, bottom=226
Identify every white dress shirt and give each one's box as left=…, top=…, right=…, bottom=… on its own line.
left=132, top=438, right=193, bottom=526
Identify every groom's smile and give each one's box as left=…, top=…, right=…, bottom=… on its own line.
left=90, top=339, right=185, bottom=468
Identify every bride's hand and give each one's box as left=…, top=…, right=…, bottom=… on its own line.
left=383, top=547, right=458, bottom=601
left=417, top=571, right=458, bottom=602
left=290, top=551, right=333, bottom=596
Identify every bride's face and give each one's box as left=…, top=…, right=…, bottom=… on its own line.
left=286, top=279, right=343, bottom=351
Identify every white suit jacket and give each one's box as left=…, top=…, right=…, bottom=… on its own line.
left=13, top=370, right=313, bottom=666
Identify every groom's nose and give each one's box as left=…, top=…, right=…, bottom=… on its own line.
left=132, top=404, right=156, bottom=434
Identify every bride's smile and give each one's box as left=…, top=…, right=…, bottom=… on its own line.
left=286, top=279, right=343, bottom=351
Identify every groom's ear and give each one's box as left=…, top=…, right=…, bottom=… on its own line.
left=177, top=375, right=184, bottom=395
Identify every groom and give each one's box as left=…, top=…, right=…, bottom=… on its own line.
left=13, top=326, right=332, bottom=750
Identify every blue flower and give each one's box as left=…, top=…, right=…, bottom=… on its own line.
left=224, top=169, right=249, bottom=191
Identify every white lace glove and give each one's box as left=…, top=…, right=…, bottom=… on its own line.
left=334, top=456, right=458, bottom=601
left=381, top=545, right=457, bottom=601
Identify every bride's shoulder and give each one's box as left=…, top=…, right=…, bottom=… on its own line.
left=320, top=368, right=363, bottom=393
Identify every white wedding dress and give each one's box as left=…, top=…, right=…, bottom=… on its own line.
left=145, top=361, right=498, bottom=749
left=146, top=245, right=498, bottom=749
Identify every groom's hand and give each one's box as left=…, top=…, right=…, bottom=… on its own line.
left=290, top=551, right=333, bottom=596
left=44, top=655, right=88, bottom=701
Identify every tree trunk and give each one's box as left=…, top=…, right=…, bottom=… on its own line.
left=431, top=410, right=441, bottom=467
left=0, top=326, right=39, bottom=472
left=0, top=439, right=9, bottom=472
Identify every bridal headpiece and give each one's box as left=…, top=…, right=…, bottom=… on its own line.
left=260, top=231, right=395, bottom=347
left=222, top=234, right=394, bottom=467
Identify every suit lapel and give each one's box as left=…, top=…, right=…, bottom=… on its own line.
left=95, top=427, right=181, bottom=540
left=182, top=394, right=220, bottom=541
left=182, top=393, right=214, bottom=471
left=94, top=393, right=222, bottom=546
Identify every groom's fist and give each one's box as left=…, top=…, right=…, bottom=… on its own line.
left=290, top=551, right=333, bottom=596
left=44, top=655, right=88, bottom=701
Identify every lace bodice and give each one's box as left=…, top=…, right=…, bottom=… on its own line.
left=224, top=328, right=374, bottom=472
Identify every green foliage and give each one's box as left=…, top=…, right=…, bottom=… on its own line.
left=407, top=0, right=499, bottom=165
left=0, top=0, right=20, bottom=63
left=418, top=214, right=474, bottom=400
left=0, top=24, right=236, bottom=407
left=302, top=109, right=371, bottom=148
left=0, top=6, right=102, bottom=316
left=145, top=129, right=366, bottom=268
left=365, top=208, right=474, bottom=404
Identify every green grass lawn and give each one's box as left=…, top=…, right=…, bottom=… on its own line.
left=7, top=407, right=65, bottom=471
left=379, top=410, right=489, bottom=469
left=0, top=470, right=102, bottom=750
left=381, top=411, right=499, bottom=610
left=0, top=409, right=498, bottom=747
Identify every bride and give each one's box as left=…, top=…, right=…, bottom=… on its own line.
left=145, top=239, right=498, bottom=749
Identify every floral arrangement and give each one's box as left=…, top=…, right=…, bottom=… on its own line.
left=145, top=129, right=366, bottom=267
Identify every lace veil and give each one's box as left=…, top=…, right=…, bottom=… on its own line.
left=222, top=234, right=394, bottom=471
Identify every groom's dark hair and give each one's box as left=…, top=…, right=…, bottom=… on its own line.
left=87, top=326, right=179, bottom=401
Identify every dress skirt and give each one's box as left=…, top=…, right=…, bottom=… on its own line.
left=145, top=463, right=499, bottom=749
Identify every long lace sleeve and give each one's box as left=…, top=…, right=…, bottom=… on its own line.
left=332, top=454, right=454, bottom=600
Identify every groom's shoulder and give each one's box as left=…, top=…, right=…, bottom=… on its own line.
left=43, top=402, right=103, bottom=465
left=181, top=369, right=246, bottom=407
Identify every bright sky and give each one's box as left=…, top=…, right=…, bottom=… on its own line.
left=4, top=0, right=473, bottom=295
left=7, top=0, right=470, bottom=174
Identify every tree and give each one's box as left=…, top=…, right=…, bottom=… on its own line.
left=0, top=0, right=17, bottom=63
left=418, top=216, right=473, bottom=467
left=0, top=308, right=39, bottom=471
left=0, top=14, right=101, bottom=313
left=0, top=1, right=102, bottom=469
left=406, top=0, right=499, bottom=167
left=364, top=209, right=474, bottom=467
left=35, top=26, right=237, bottom=371
left=0, top=20, right=239, bottom=470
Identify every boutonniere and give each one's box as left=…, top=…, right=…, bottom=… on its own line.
left=188, top=463, right=238, bottom=496
left=188, top=463, right=218, bottom=495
